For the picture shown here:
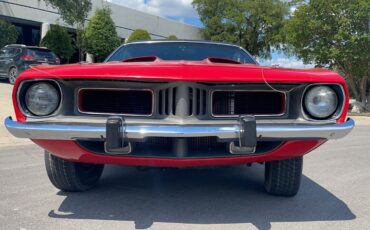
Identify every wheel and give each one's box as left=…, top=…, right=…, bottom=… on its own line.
left=8, top=67, right=18, bottom=85
left=44, top=151, right=104, bottom=192
left=264, top=156, right=303, bottom=196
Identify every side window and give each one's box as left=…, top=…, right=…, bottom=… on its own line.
left=0, top=49, right=7, bottom=58
left=0, top=48, right=18, bottom=58
left=14, top=48, right=22, bottom=56
left=6, top=48, right=22, bottom=57
left=233, top=53, right=242, bottom=63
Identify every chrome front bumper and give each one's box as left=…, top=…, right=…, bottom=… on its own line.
left=5, top=117, right=355, bottom=141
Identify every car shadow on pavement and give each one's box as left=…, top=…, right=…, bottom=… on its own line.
left=48, top=164, right=355, bottom=230
left=0, top=79, right=10, bottom=84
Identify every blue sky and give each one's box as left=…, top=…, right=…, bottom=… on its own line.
left=167, top=16, right=203, bottom=28
left=108, top=0, right=313, bottom=68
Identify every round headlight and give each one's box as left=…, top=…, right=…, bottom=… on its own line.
left=25, top=82, right=60, bottom=116
left=304, top=85, right=338, bottom=119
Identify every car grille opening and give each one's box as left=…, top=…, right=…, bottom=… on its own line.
left=212, top=91, right=285, bottom=116
left=78, top=89, right=153, bottom=115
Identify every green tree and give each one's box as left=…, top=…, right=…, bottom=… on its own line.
left=43, top=0, right=92, bottom=61
left=192, top=0, right=290, bottom=58
left=126, top=29, right=151, bottom=43
left=167, top=35, right=178, bottom=40
left=41, top=24, right=74, bottom=62
left=285, top=0, right=370, bottom=110
left=43, top=0, right=91, bottom=25
left=85, top=7, right=121, bottom=62
left=0, top=19, right=18, bottom=48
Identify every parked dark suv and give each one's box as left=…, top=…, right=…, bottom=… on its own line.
left=0, top=44, right=60, bottom=84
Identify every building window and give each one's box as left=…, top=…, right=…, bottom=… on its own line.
left=32, top=28, right=41, bottom=46
left=16, top=26, right=23, bottom=44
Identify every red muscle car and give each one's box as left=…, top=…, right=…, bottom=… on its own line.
left=5, top=41, right=354, bottom=196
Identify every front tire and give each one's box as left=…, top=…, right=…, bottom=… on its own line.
left=264, top=156, right=303, bottom=196
left=44, top=151, right=104, bottom=192
left=8, top=67, right=18, bottom=85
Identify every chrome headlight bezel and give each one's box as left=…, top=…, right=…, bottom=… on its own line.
left=18, top=80, right=62, bottom=117
left=302, top=84, right=345, bottom=121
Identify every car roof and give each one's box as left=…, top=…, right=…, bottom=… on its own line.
left=125, top=40, right=243, bottom=48
left=4, top=44, right=50, bottom=50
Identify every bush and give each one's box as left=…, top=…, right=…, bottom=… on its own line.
left=41, top=24, right=74, bottom=61
left=126, top=29, right=151, bottom=43
left=167, top=35, right=178, bottom=40
left=85, top=7, right=121, bottom=62
left=0, top=19, right=18, bottom=48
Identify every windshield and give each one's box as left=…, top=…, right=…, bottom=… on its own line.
left=106, top=42, right=256, bottom=64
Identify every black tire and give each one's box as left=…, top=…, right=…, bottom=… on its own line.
left=264, top=156, right=303, bottom=196
left=44, top=151, right=104, bottom=192
left=8, top=67, right=18, bottom=85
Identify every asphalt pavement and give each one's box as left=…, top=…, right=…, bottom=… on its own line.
left=0, top=81, right=369, bottom=230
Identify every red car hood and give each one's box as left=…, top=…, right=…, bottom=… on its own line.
left=18, top=60, right=345, bottom=84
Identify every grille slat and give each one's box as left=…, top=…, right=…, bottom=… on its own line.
left=169, top=88, right=174, bottom=115
left=158, top=90, right=161, bottom=114
left=192, top=87, right=196, bottom=115
left=162, top=90, right=168, bottom=115
left=199, top=89, right=204, bottom=115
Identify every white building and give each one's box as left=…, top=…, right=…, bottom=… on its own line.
left=0, top=0, right=202, bottom=61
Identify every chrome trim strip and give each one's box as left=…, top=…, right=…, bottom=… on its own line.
left=210, top=89, right=286, bottom=117
left=23, top=116, right=339, bottom=125
left=77, top=88, right=155, bottom=117
left=5, top=117, right=355, bottom=141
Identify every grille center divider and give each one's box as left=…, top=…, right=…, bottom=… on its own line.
left=173, top=85, right=189, bottom=157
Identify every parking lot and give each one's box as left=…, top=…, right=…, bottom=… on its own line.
left=0, top=81, right=370, bottom=230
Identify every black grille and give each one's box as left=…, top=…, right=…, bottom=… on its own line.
left=124, top=137, right=229, bottom=157
left=212, top=91, right=285, bottom=116
left=78, top=139, right=283, bottom=157
left=187, top=137, right=223, bottom=151
left=78, top=89, right=153, bottom=115
left=134, top=137, right=223, bottom=152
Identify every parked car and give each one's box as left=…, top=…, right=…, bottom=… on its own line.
left=0, top=44, right=60, bottom=84
left=5, top=41, right=354, bottom=196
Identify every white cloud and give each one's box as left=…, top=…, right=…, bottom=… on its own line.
left=108, top=0, right=198, bottom=19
